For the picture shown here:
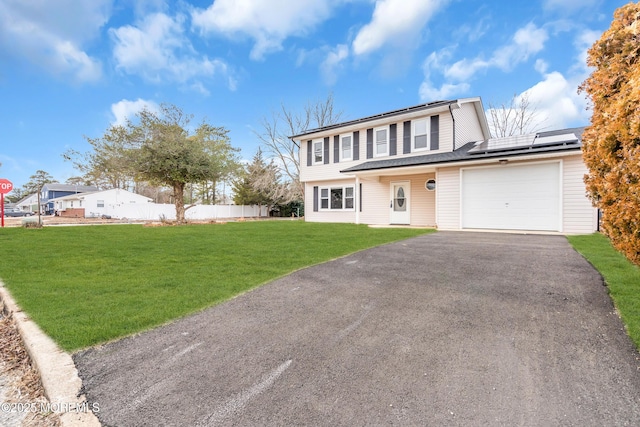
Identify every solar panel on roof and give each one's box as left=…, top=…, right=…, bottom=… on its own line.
left=469, top=131, right=580, bottom=155
left=532, top=133, right=578, bottom=147
left=468, top=133, right=536, bottom=154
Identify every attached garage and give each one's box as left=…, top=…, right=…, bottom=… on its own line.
left=461, top=161, right=561, bottom=232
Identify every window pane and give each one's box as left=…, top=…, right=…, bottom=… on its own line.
left=321, top=199, right=328, bottom=209
left=344, top=187, right=354, bottom=209
left=345, top=198, right=354, bottom=209
left=330, top=188, right=343, bottom=209
left=314, top=141, right=323, bottom=163
left=375, top=129, right=387, bottom=154
left=415, top=119, right=427, bottom=135
left=342, top=136, right=352, bottom=159
left=321, top=188, right=328, bottom=197
left=415, top=134, right=428, bottom=149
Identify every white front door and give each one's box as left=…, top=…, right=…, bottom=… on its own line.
left=390, top=181, right=410, bottom=224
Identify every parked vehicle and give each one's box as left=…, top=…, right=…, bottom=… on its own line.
left=3, top=208, right=34, bottom=217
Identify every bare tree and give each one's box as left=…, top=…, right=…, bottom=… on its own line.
left=487, top=93, right=546, bottom=137
left=256, top=92, right=343, bottom=201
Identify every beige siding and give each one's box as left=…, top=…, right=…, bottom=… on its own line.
left=392, top=113, right=454, bottom=157
left=304, top=180, right=357, bottom=223
left=452, top=102, right=486, bottom=149
left=435, top=167, right=461, bottom=230
left=361, top=174, right=436, bottom=226
left=300, top=113, right=455, bottom=183
left=359, top=179, right=389, bottom=225
left=562, top=155, right=597, bottom=234
left=438, top=113, right=454, bottom=153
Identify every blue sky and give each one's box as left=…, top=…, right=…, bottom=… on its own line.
left=0, top=0, right=629, bottom=190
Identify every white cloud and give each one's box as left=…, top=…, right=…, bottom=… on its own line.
left=111, top=99, right=159, bottom=126
left=490, top=23, right=548, bottom=71
left=110, top=12, right=235, bottom=90
left=419, top=81, right=470, bottom=101
left=444, top=57, right=488, bottom=81
left=535, top=59, right=549, bottom=74
left=518, top=71, right=588, bottom=129
left=419, top=49, right=470, bottom=101
left=320, top=44, right=349, bottom=85
left=486, top=24, right=599, bottom=134
left=352, top=0, right=449, bottom=56
left=191, top=0, right=335, bottom=60
left=0, top=0, right=109, bottom=82
left=573, top=29, right=600, bottom=72
left=419, top=23, right=549, bottom=102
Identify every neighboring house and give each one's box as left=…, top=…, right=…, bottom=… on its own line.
left=293, top=97, right=597, bottom=234
left=15, top=193, right=39, bottom=212
left=41, top=184, right=99, bottom=214
left=49, top=188, right=152, bottom=218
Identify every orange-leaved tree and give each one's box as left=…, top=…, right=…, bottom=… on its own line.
left=579, top=2, right=640, bottom=265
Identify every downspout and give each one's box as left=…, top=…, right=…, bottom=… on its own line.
left=449, top=103, right=456, bottom=150
left=355, top=176, right=360, bottom=225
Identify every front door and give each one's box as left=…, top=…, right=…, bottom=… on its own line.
left=390, top=181, right=410, bottom=224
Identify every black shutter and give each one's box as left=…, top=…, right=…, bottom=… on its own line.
left=366, top=128, right=373, bottom=159
left=359, top=183, right=362, bottom=212
left=307, top=140, right=312, bottom=166
left=403, top=121, right=411, bottom=154
left=323, top=137, right=330, bottom=164
left=389, top=124, right=397, bottom=156
left=313, top=186, right=318, bottom=212
left=334, top=135, right=339, bottom=163
left=353, top=131, right=360, bottom=160
left=430, top=115, right=439, bottom=150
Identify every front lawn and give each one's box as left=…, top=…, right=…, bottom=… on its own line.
left=0, top=221, right=431, bottom=351
left=568, top=233, right=640, bottom=349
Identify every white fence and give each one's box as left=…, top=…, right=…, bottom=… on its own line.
left=98, top=203, right=269, bottom=221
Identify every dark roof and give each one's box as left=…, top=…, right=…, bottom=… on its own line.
left=291, top=99, right=458, bottom=139
left=42, top=183, right=99, bottom=192
left=341, top=127, right=585, bottom=173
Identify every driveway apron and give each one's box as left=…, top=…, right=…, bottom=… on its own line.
left=74, top=231, right=640, bottom=426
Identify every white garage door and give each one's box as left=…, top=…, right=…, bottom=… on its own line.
left=461, top=162, right=561, bottom=231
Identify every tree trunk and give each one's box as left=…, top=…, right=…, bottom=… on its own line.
left=174, top=182, right=186, bottom=223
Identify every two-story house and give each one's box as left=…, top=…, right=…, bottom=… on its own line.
left=293, top=97, right=597, bottom=234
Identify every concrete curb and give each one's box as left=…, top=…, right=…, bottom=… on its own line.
left=0, top=281, right=101, bottom=426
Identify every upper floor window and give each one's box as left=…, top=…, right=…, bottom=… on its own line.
left=414, top=119, right=429, bottom=151
left=313, top=140, right=323, bottom=164
left=341, top=135, right=352, bottom=161
left=375, top=127, right=388, bottom=156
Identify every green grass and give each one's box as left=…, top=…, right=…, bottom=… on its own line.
left=0, top=222, right=431, bottom=351
left=568, top=233, right=640, bottom=349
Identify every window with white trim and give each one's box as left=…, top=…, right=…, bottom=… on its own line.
left=320, top=185, right=355, bottom=210
left=341, top=134, right=352, bottom=161
left=313, top=140, right=323, bottom=164
left=97, top=200, right=105, bottom=208
left=375, top=127, right=388, bottom=156
left=414, top=119, right=429, bottom=151
left=320, top=188, right=329, bottom=209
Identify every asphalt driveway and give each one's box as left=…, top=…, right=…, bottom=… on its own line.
left=74, top=231, right=640, bottom=426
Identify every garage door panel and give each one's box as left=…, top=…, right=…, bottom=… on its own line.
left=461, top=162, right=560, bottom=231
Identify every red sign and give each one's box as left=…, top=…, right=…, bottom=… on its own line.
left=0, top=179, right=13, bottom=194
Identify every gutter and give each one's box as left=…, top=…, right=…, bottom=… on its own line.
left=449, top=103, right=456, bottom=150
